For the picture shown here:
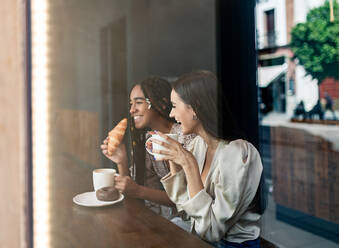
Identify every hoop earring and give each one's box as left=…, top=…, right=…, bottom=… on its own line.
left=192, top=115, right=198, bottom=120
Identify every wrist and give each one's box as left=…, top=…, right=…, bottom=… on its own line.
left=182, top=155, right=194, bottom=168
left=117, top=160, right=129, bottom=176
left=169, top=161, right=182, bottom=175
left=118, top=157, right=128, bottom=167
left=116, top=162, right=124, bottom=169
left=183, top=160, right=198, bottom=173
left=132, top=184, right=143, bottom=199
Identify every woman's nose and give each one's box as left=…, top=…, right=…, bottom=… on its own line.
left=169, top=108, right=174, bottom=118
left=130, top=103, right=136, bottom=114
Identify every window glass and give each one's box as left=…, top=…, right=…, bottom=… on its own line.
left=31, top=0, right=339, bottom=247
left=257, top=0, right=339, bottom=246
left=31, top=1, right=216, bottom=247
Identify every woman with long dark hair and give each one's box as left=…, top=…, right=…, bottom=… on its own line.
left=149, top=70, right=266, bottom=247
left=100, top=76, right=194, bottom=219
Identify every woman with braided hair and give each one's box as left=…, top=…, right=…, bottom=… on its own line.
left=100, top=76, right=194, bottom=220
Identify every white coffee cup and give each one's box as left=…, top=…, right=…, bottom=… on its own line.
left=145, top=133, right=178, bottom=160
left=93, top=168, right=116, bottom=191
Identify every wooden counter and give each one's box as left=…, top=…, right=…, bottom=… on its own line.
left=44, top=151, right=211, bottom=248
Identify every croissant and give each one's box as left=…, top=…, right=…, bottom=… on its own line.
left=107, top=118, right=127, bottom=156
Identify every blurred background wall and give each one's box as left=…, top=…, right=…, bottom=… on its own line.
left=45, top=0, right=216, bottom=177
left=0, top=0, right=29, bottom=247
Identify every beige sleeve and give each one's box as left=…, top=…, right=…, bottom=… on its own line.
left=164, top=140, right=263, bottom=242
left=161, top=169, right=189, bottom=212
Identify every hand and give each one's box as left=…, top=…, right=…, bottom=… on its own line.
left=100, top=137, right=127, bottom=165
left=149, top=132, right=204, bottom=199
left=168, top=161, right=183, bottom=175
left=147, top=131, right=197, bottom=169
left=114, top=175, right=140, bottom=198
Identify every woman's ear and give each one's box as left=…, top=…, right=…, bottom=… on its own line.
left=187, top=105, right=198, bottom=120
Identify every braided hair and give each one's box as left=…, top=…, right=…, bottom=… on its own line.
left=129, top=77, right=175, bottom=185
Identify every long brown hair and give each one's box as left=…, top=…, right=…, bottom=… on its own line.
left=172, top=70, right=267, bottom=214
left=172, top=70, right=242, bottom=141
left=129, top=77, right=175, bottom=185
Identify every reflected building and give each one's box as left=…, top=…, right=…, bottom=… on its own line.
left=256, top=0, right=325, bottom=116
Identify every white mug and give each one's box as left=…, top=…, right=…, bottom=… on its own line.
left=93, top=168, right=116, bottom=191
left=145, top=133, right=178, bottom=160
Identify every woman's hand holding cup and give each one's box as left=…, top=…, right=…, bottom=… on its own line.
left=146, top=131, right=196, bottom=170
left=114, top=175, right=140, bottom=198
left=145, top=132, right=178, bottom=160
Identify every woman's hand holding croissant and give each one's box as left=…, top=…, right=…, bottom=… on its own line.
left=101, top=137, right=127, bottom=165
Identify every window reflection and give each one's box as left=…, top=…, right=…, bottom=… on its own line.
left=32, top=0, right=216, bottom=247
left=257, top=0, right=339, bottom=246
left=30, top=0, right=338, bottom=247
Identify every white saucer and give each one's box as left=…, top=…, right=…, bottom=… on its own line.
left=73, top=191, right=124, bottom=207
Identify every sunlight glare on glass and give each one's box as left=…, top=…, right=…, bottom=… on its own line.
left=31, top=0, right=50, bottom=247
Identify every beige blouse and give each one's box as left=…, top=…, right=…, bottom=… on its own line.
left=161, top=136, right=263, bottom=243
left=142, top=123, right=195, bottom=219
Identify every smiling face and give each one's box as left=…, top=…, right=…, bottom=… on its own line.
left=129, top=85, right=156, bottom=129
left=170, top=89, right=199, bottom=134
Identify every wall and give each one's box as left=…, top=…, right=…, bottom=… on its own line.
left=295, top=65, right=319, bottom=111
left=0, top=0, right=28, bottom=247
left=126, top=0, right=216, bottom=85
left=256, top=0, right=287, bottom=49
left=285, top=0, right=294, bottom=42
left=271, top=125, right=339, bottom=224
left=320, top=78, right=339, bottom=99
left=294, top=0, right=325, bottom=24
left=320, top=78, right=339, bottom=110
